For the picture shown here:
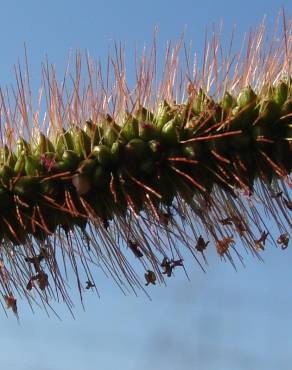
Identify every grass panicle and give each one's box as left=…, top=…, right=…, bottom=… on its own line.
left=0, top=13, right=291, bottom=317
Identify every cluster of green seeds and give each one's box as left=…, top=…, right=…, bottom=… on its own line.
left=1, top=80, right=291, bottom=242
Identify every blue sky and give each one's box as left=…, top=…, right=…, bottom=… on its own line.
left=0, top=1, right=291, bottom=369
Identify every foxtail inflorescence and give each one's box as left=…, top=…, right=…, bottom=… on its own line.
left=0, top=14, right=291, bottom=316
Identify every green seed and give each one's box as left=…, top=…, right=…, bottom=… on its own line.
left=77, top=158, right=97, bottom=175
left=148, top=140, right=162, bottom=159
left=92, top=145, right=112, bottom=167
left=192, top=89, right=207, bottom=114
left=138, top=121, right=158, bottom=141
left=281, top=99, right=292, bottom=116
left=16, top=138, right=30, bottom=157
left=111, top=141, right=124, bottom=163
left=55, top=129, right=74, bottom=157
left=24, top=155, right=41, bottom=176
left=120, top=113, right=139, bottom=141
left=222, top=92, right=236, bottom=111
left=100, top=115, right=120, bottom=147
left=103, top=125, right=120, bottom=147
left=154, top=100, right=172, bottom=130
left=59, top=150, right=80, bottom=170
left=34, top=133, right=55, bottom=155
left=53, top=160, right=68, bottom=172
left=237, top=86, right=257, bottom=108
left=161, top=119, right=179, bottom=145
left=62, top=149, right=78, bottom=162
left=71, top=127, right=91, bottom=158
left=259, top=99, right=280, bottom=125
left=83, top=120, right=102, bottom=147
left=0, top=165, right=13, bottom=186
left=14, top=153, right=25, bottom=175
left=182, top=142, right=203, bottom=159
left=231, top=102, right=256, bottom=130
left=274, top=81, right=288, bottom=106
left=0, top=146, right=16, bottom=167
left=126, top=139, right=148, bottom=160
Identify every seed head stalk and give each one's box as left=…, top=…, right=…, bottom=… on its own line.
left=0, top=13, right=291, bottom=317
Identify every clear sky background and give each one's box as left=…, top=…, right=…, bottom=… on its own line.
left=0, top=1, right=291, bottom=369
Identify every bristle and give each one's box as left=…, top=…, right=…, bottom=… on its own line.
left=0, top=14, right=291, bottom=317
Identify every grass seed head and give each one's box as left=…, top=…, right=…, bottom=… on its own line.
left=0, top=12, right=291, bottom=316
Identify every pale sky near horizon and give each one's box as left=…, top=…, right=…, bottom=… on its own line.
left=0, top=1, right=291, bottom=369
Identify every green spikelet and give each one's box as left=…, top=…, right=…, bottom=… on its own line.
left=55, top=129, right=75, bottom=157
left=274, top=81, right=289, bottom=106
left=155, top=100, right=172, bottom=130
